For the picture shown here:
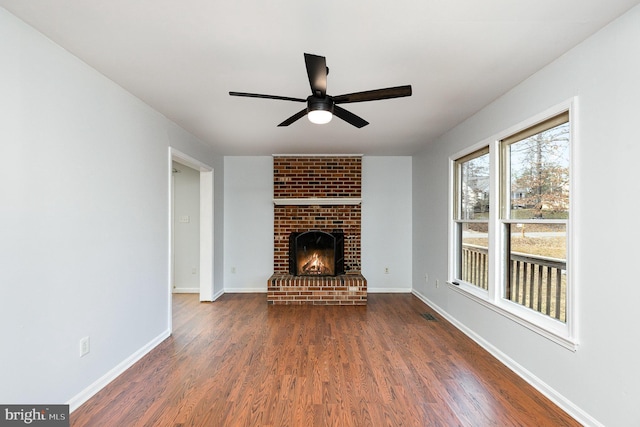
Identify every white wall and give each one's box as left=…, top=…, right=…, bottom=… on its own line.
left=0, top=8, right=223, bottom=408
left=222, top=156, right=412, bottom=292
left=362, top=157, right=412, bottom=291
left=223, top=157, right=273, bottom=292
left=172, top=162, right=200, bottom=292
left=412, top=5, right=640, bottom=426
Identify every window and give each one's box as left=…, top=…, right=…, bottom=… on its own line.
left=502, top=113, right=569, bottom=322
left=449, top=102, right=575, bottom=349
left=453, top=148, right=490, bottom=290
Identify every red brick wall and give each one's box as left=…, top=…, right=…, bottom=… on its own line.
left=273, top=156, right=362, bottom=274
left=273, top=156, right=361, bottom=199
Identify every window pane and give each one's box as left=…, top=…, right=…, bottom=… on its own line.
left=460, top=152, right=490, bottom=220
left=508, top=122, right=569, bottom=219
left=505, top=223, right=566, bottom=322
left=459, top=222, right=489, bottom=289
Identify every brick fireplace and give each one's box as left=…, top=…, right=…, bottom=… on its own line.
left=267, top=155, right=367, bottom=305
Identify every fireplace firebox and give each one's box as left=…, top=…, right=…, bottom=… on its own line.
left=289, top=230, right=344, bottom=276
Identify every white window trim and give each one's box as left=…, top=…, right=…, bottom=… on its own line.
left=448, top=97, right=578, bottom=352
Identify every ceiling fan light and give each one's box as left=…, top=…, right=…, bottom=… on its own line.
left=308, top=109, right=333, bottom=124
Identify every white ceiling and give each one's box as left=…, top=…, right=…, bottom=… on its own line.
left=2, top=0, right=639, bottom=155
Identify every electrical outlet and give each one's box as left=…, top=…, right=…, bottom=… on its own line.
left=80, top=337, right=90, bottom=357
left=384, top=267, right=390, bottom=274
left=191, top=267, right=197, bottom=274
left=436, top=279, right=440, bottom=288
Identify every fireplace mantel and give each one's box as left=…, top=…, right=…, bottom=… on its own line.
left=273, top=198, right=362, bottom=206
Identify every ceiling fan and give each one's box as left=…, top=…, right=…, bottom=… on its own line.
left=229, top=53, right=412, bottom=128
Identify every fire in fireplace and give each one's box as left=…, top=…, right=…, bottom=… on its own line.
left=289, top=230, right=344, bottom=276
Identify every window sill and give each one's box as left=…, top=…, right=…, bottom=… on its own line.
left=447, top=281, right=578, bottom=351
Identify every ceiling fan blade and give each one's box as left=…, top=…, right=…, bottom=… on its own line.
left=333, top=85, right=412, bottom=104
left=277, top=109, right=308, bottom=127
left=304, top=53, right=327, bottom=97
left=229, top=91, right=306, bottom=103
left=333, top=105, right=369, bottom=128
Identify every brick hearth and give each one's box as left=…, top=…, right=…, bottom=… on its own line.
left=267, top=273, right=367, bottom=305
left=268, top=155, right=367, bottom=305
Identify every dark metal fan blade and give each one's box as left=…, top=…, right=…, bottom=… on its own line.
left=333, top=85, right=412, bottom=104
left=278, top=109, right=308, bottom=127
left=304, top=53, right=327, bottom=97
left=333, top=105, right=369, bottom=128
left=229, top=91, right=306, bottom=103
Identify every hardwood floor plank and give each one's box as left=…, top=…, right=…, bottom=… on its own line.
left=70, top=293, right=580, bottom=426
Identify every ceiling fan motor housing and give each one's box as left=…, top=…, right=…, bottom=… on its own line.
left=307, top=95, right=334, bottom=114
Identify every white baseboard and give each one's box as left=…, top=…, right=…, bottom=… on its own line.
left=211, top=288, right=225, bottom=301
left=172, top=287, right=199, bottom=293
left=367, top=287, right=412, bottom=293
left=67, top=330, right=170, bottom=413
left=223, top=287, right=267, bottom=293
left=411, top=289, right=601, bottom=427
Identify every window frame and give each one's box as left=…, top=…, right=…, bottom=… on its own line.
left=448, top=98, right=578, bottom=351
left=452, top=147, right=491, bottom=294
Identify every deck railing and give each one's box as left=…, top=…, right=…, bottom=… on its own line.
left=461, top=244, right=489, bottom=289
left=461, top=244, right=566, bottom=322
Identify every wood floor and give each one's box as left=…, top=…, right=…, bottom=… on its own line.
left=71, top=293, right=580, bottom=426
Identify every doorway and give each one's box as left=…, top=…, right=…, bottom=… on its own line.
left=168, top=148, right=214, bottom=330
left=172, top=161, right=200, bottom=293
